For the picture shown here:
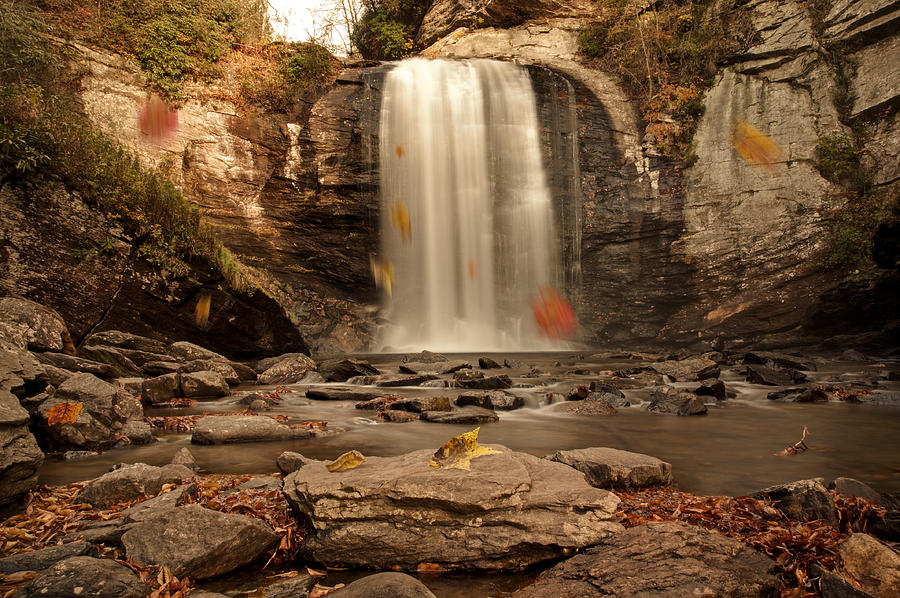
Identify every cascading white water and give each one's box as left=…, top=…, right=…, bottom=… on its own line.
left=377, top=58, right=561, bottom=351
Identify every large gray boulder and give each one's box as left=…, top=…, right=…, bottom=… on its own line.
left=283, top=445, right=622, bottom=571
left=121, top=504, right=279, bottom=579
left=168, top=341, right=227, bottom=363
left=191, top=415, right=312, bottom=444
left=512, top=521, right=778, bottom=597
left=456, top=390, right=525, bottom=410
left=17, top=556, right=146, bottom=598
left=180, top=370, right=229, bottom=397
left=549, top=447, right=672, bottom=490
left=317, top=357, right=380, bottom=382
left=76, top=462, right=194, bottom=508
left=752, top=478, right=838, bottom=525
left=329, top=572, right=436, bottom=598
left=141, top=372, right=180, bottom=404
left=38, top=372, right=143, bottom=450
left=258, top=354, right=316, bottom=384
left=0, top=297, right=72, bottom=353
left=0, top=342, right=45, bottom=512
left=838, top=533, right=900, bottom=597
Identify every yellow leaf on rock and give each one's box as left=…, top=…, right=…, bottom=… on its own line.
left=326, top=450, right=366, bottom=472
left=44, top=402, right=82, bottom=426
left=428, top=427, right=500, bottom=471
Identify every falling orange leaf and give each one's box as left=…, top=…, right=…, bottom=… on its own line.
left=530, top=286, right=577, bottom=340
left=44, top=402, right=83, bottom=426
left=194, top=292, right=211, bottom=329
left=390, top=202, right=411, bottom=243
left=467, top=259, right=476, bottom=280
left=731, top=118, right=785, bottom=174
left=138, top=95, right=179, bottom=142
left=395, top=145, right=405, bottom=158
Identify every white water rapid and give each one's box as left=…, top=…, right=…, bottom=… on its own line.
left=377, top=58, right=563, bottom=351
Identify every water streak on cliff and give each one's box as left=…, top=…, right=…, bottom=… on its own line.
left=378, top=58, right=562, bottom=351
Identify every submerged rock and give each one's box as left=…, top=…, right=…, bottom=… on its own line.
left=453, top=374, right=512, bottom=390
left=421, top=406, right=499, bottom=424
left=512, top=522, right=778, bottom=597
left=389, top=396, right=452, bottom=412
left=191, top=415, right=312, bottom=444
left=744, top=351, right=817, bottom=371
left=283, top=445, right=622, bottom=571
left=306, top=387, right=385, bottom=401
left=122, top=504, right=278, bottom=579
left=456, top=390, right=525, bottom=410
left=317, top=358, right=380, bottom=382
left=548, top=447, right=672, bottom=490
left=746, top=364, right=804, bottom=386
left=649, top=358, right=719, bottom=381
left=647, top=386, right=707, bottom=416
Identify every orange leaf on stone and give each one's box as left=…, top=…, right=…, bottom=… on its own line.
left=44, top=402, right=83, bottom=426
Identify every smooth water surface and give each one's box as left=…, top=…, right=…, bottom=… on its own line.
left=40, top=352, right=900, bottom=497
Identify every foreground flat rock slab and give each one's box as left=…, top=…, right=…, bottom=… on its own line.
left=122, top=504, right=278, bottom=579
left=0, top=541, right=95, bottom=574
left=283, top=445, right=622, bottom=571
left=18, top=556, right=145, bottom=598
left=513, top=521, right=779, bottom=597
left=191, top=415, right=312, bottom=444
left=549, top=447, right=672, bottom=489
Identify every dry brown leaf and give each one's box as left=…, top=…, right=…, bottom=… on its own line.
left=44, top=402, right=83, bottom=426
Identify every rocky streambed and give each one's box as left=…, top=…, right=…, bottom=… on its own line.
left=2, top=297, right=900, bottom=596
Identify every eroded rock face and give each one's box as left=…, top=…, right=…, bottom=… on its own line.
left=0, top=183, right=306, bottom=359
left=283, top=445, right=622, bottom=571
left=513, top=521, right=779, bottom=597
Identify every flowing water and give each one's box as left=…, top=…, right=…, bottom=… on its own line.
left=377, top=59, right=562, bottom=352
left=40, top=352, right=900, bottom=497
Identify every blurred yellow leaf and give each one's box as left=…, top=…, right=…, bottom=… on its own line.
left=194, top=292, right=211, bottom=329
left=390, top=202, right=411, bottom=243
left=44, top=402, right=82, bottom=426
left=369, top=255, right=394, bottom=297
left=731, top=118, right=785, bottom=174
left=326, top=450, right=366, bottom=472
left=428, top=427, right=500, bottom=471
left=468, top=259, right=476, bottom=280
left=395, top=145, right=405, bottom=158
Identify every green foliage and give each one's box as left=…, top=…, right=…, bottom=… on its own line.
left=818, top=191, right=896, bottom=271
left=41, top=0, right=269, bottom=102
left=234, top=41, right=338, bottom=113
left=0, top=1, right=249, bottom=289
left=284, top=43, right=336, bottom=87
left=815, top=132, right=867, bottom=187
left=578, top=0, right=756, bottom=160
left=352, top=1, right=430, bottom=60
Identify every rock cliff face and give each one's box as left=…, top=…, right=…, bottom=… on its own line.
left=0, top=183, right=306, bottom=358
left=64, top=0, right=899, bottom=351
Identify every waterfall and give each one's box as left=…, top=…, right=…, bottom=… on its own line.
left=377, top=58, right=562, bottom=352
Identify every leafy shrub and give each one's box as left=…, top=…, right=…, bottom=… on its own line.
left=578, top=0, right=756, bottom=160
left=41, top=0, right=269, bottom=102
left=815, top=132, right=868, bottom=188
left=352, top=0, right=430, bottom=60
left=284, top=43, right=336, bottom=87
left=0, top=1, right=248, bottom=288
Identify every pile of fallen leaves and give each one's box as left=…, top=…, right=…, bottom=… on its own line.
left=0, top=474, right=304, bottom=597
left=614, top=487, right=887, bottom=597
